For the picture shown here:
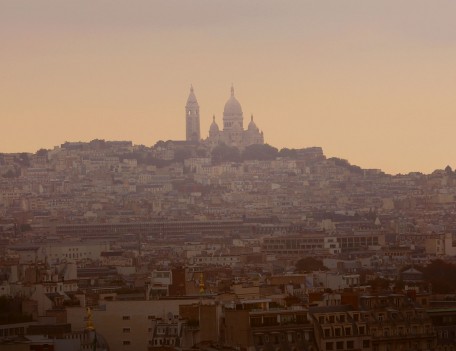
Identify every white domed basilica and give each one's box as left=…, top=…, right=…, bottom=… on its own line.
left=185, top=86, right=264, bottom=149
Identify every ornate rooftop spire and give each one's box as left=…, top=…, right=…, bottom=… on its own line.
left=186, top=84, right=198, bottom=105
left=85, top=307, right=95, bottom=331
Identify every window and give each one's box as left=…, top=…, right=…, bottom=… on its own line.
left=251, top=317, right=262, bottom=327
left=363, top=340, right=370, bottom=349
left=336, top=341, right=343, bottom=350
left=122, top=316, right=130, bottom=320
left=347, top=341, right=354, bottom=349
left=326, top=342, right=333, bottom=350
left=123, top=340, right=131, bottom=345
left=358, top=326, right=365, bottom=335
left=123, top=328, right=131, bottom=333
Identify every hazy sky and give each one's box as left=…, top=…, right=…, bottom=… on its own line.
left=1, top=0, right=456, bottom=174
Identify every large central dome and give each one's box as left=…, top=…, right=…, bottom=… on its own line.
left=205, top=85, right=264, bottom=148
left=223, top=86, right=243, bottom=117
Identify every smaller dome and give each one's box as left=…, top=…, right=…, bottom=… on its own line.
left=210, top=115, right=219, bottom=133
left=248, top=114, right=259, bottom=132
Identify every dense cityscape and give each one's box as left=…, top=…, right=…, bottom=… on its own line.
left=1, top=87, right=456, bottom=351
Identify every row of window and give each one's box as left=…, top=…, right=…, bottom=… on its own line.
left=254, top=331, right=311, bottom=345
left=324, top=326, right=362, bottom=337
left=370, top=325, right=428, bottom=337
left=0, top=327, right=25, bottom=337
left=151, top=338, right=176, bottom=345
left=123, top=327, right=157, bottom=334
left=318, top=314, right=349, bottom=323
left=250, top=315, right=308, bottom=326
left=326, top=340, right=369, bottom=350
left=122, top=315, right=158, bottom=320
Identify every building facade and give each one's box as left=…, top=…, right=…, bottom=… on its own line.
left=185, top=86, right=264, bottom=149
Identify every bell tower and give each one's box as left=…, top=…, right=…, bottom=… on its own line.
left=185, top=85, right=200, bottom=142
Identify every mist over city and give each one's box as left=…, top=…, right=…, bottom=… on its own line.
left=1, top=1, right=456, bottom=351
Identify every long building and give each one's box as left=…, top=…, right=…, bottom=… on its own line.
left=54, top=220, right=248, bottom=240
left=262, top=232, right=385, bottom=255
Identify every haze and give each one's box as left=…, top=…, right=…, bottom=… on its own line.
left=1, top=0, right=456, bottom=174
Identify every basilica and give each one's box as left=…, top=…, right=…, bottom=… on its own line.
left=185, top=85, right=264, bottom=149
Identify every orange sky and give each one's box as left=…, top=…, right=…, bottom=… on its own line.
left=1, top=1, right=455, bottom=174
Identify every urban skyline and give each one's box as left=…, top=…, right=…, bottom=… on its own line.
left=2, top=1, right=456, bottom=174
left=1, top=82, right=454, bottom=176
left=4, top=2, right=456, bottom=351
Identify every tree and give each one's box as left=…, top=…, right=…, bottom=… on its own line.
left=154, top=140, right=166, bottom=148
left=295, top=257, right=328, bottom=272
left=16, top=153, right=30, bottom=167
left=36, top=148, right=48, bottom=157
left=279, top=148, right=298, bottom=159
left=174, top=148, right=192, bottom=162
left=393, top=279, right=405, bottom=292
left=329, top=157, right=363, bottom=175
left=20, top=223, right=32, bottom=232
left=423, top=260, right=456, bottom=293
left=2, top=169, right=17, bottom=178
left=211, top=143, right=240, bottom=163
left=284, top=295, right=302, bottom=307
left=367, top=277, right=390, bottom=292
left=242, top=144, right=278, bottom=161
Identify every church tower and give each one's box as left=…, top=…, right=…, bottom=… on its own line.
left=185, top=85, right=200, bottom=142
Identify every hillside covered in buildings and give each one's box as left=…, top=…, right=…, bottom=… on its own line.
left=1, top=139, right=456, bottom=351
